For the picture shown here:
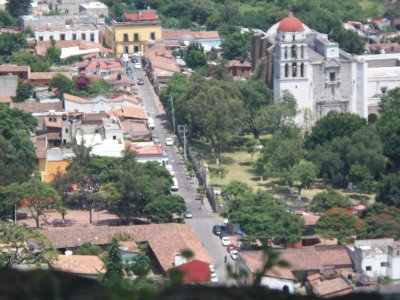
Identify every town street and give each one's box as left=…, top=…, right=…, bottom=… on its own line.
left=131, top=65, right=236, bottom=285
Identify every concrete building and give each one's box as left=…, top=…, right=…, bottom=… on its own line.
left=348, top=238, right=400, bottom=280
left=161, top=29, right=221, bottom=52
left=47, top=0, right=85, bottom=15
left=0, top=74, right=18, bottom=97
left=79, top=2, right=109, bottom=17
left=104, top=10, right=162, bottom=56
left=35, top=23, right=99, bottom=43
left=252, top=14, right=400, bottom=126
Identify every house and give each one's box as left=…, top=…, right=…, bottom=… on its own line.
left=0, top=74, right=18, bottom=97
left=125, top=141, right=167, bottom=164
left=104, top=73, right=134, bottom=92
left=42, top=223, right=211, bottom=274
left=348, top=238, right=400, bottom=280
left=28, top=72, right=71, bottom=85
left=109, top=106, right=148, bottom=121
left=367, top=42, right=400, bottom=54
left=36, top=112, right=64, bottom=147
left=239, top=250, right=299, bottom=293
left=34, top=23, right=99, bottom=43
left=121, top=120, right=150, bottom=139
left=0, top=65, right=30, bottom=80
left=307, top=275, right=353, bottom=298
left=168, top=260, right=211, bottom=283
left=104, top=9, right=162, bottom=55
left=119, top=241, right=140, bottom=263
left=79, top=2, right=109, bottom=17
left=36, top=40, right=113, bottom=59
left=225, top=60, right=252, bottom=79
left=64, top=93, right=141, bottom=114
left=55, top=254, right=105, bottom=279
left=11, top=101, right=64, bottom=115
left=299, top=212, right=320, bottom=247
left=162, top=29, right=221, bottom=52
left=84, top=59, right=124, bottom=76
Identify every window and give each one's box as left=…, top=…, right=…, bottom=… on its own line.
left=123, top=33, right=128, bottom=42
left=134, top=45, right=139, bottom=53
left=300, top=63, right=304, bottom=77
left=366, top=266, right=372, bottom=271
left=285, top=63, right=289, bottom=77
left=292, top=62, right=297, bottom=77
left=292, top=35, right=295, bottom=41
left=330, top=72, right=336, bottom=81
left=291, top=45, right=297, bottom=58
left=124, top=46, right=129, bottom=53
left=82, top=33, right=86, bottom=40
left=49, top=35, right=54, bottom=41
left=60, top=34, right=65, bottom=41
left=90, top=33, right=95, bottom=42
left=301, top=45, right=304, bottom=58
left=150, top=32, right=156, bottom=40
left=63, top=139, right=66, bottom=144
left=381, top=262, right=389, bottom=267
left=65, top=128, right=69, bottom=133
left=72, top=33, right=77, bottom=40
left=134, top=33, right=139, bottom=41
left=113, top=135, right=116, bottom=140
left=381, top=86, right=388, bottom=94
left=39, top=36, right=44, bottom=41
left=284, top=46, right=288, bottom=59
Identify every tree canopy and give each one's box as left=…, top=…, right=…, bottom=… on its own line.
left=144, top=195, right=186, bottom=223
left=0, top=33, right=26, bottom=56
left=6, top=0, right=31, bottom=17
left=310, top=189, right=352, bottom=213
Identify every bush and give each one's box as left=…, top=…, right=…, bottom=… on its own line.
left=310, top=189, right=352, bottom=213
left=76, top=242, right=102, bottom=256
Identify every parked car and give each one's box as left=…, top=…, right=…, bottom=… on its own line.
left=221, top=236, right=231, bottom=246
left=227, top=244, right=237, bottom=253
left=127, top=72, right=133, bottom=79
left=212, top=225, right=222, bottom=236
left=147, top=117, right=155, bottom=129
left=230, top=249, right=238, bottom=260
left=165, top=137, right=174, bottom=146
left=184, top=211, right=193, bottom=218
left=219, top=230, right=229, bottom=238
left=211, top=273, right=218, bottom=283
left=131, top=57, right=138, bottom=63
left=134, top=62, right=141, bottom=69
left=137, top=78, right=144, bottom=85
left=126, top=66, right=132, bottom=72
left=171, top=177, right=179, bottom=191
left=209, top=264, right=215, bottom=273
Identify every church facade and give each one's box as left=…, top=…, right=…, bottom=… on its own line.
left=252, top=15, right=400, bottom=126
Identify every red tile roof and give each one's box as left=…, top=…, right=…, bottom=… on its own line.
left=11, top=101, right=63, bottom=113
left=0, top=65, right=30, bottom=73
left=309, top=277, right=353, bottom=298
left=55, top=255, right=105, bottom=275
left=64, top=93, right=89, bottom=104
left=31, top=134, right=47, bottom=159
left=123, top=10, right=159, bottom=21
left=112, top=94, right=141, bottom=104
left=86, top=59, right=123, bottom=70
left=225, top=60, right=251, bottom=68
left=126, top=141, right=163, bottom=156
left=28, top=72, right=71, bottom=81
left=0, top=95, right=12, bottom=104
left=171, top=260, right=211, bottom=283
left=278, top=17, right=304, bottom=32
left=162, top=30, right=220, bottom=41
left=109, top=106, right=148, bottom=120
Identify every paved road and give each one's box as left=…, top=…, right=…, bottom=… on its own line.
left=129, top=64, right=236, bottom=285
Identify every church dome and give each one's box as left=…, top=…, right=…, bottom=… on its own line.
left=277, top=17, right=304, bottom=32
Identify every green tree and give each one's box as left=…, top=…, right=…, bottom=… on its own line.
left=13, top=78, right=31, bottom=102
left=222, top=31, right=252, bottom=60
left=349, top=164, right=374, bottom=197
left=10, top=51, right=50, bottom=72
left=376, top=87, right=400, bottom=170
left=316, top=207, right=365, bottom=244
left=305, top=112, right=367, bottom=149
left=229, top=191, right=304, bottom=244
left=243, top=138, right=260, bottom=161
left=289, top=161, right=317, bottom=195
left=104, top=238, right=123, bottom=280
left=184, top=42, right=208, bottom=69
left=0, top=33, right=26, bottom=56
left=221, top=181, right=252, bottom=200
left=124, top=253, right=151, bottom=277
left=0, top=10, right=17, bottom=27
left=376, top=174, right=400, bottom=208
left=6, top=0, right=31, bottom=17
left=89, top=78, right=110, bottom=95
left=49, top=73, right=74, bottom=98
left=18, top=178, right=62, bottom=228
left=0, top=222, right=57, bottom=267
left=144, top=195, right=186, bottom=223
left=310, top=189, right=352, bottom=213
left=331, top=28, right=365, bottom=55
left=45, top=45, right=61, bottom=65
left=76, top=242, right=102, bottom=256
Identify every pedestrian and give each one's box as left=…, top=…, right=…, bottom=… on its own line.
left=224, top=255, right=227, bottom=263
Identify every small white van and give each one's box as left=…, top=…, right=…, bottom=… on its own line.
left=148, top=117, right=155, bottom=129
left=171, top=177, right=179, bottom=191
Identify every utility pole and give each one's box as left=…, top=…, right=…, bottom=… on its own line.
left=170, top=95, right=176, bottom=135
left=179, top=124, right=187, bottom=160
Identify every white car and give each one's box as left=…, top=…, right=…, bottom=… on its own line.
left=134, top=62, right=141, bottom=69
left=171, top=177, right=179, bottom=191
left=211, top=273, right=218, bottom=283
left=209, top=264, right=215, bottom=273
left=165, top=164, right=175, bottom=176
left=165, top=137, right=174, bottom=146
left=221, top=236, right=231, bottom=246
left=230, top=249, right=238, bottom=260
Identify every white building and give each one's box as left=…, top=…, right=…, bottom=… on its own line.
left=64, top=93, right=142, bottom=114
left=79, top=2, right=109, bottom=17
left=253, top=14, right=400, bottom=126
left=35, top=23, right=99, bottom=43
left=348, top=238, right=400, bottom=280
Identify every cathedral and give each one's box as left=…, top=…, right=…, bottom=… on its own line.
left=252, top=14, right=400, bottom=126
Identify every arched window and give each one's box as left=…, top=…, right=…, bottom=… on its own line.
left=300, top=63, right=304, bottom=77
left=291, top=45, right=297, bottom=59
left=301, top=45, right=304, bottom=58
left=285, top=64, right=289, bottom=77
left=292, top=62, right=297, bottom=77
left=284, top=46, right=288, bottom=59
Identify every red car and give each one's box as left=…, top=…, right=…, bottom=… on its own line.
left=137, top=78, right=144, bottom=85
left=227, top=244, right=237, bottom=253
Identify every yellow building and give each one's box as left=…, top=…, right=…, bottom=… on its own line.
left=105, top=10, right=162, bottom=56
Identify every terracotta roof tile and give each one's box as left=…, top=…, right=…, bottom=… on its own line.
left=0, top=65, right=30, bottom=73
left=126, top=141, right=163, bottom=156
left=111, top=94, right=141, bottom=104
left=64, top=93, right=89, bottom=104
left=162, top=30, right=220, bottom=41
left=119, top=241, right=139, bottom=253
left=31, top=134, right=47, bottom=159
left=55, top=255, right=105, bottom=275
left=43, top=224, right=210, bottom=272
left=11, top=101, right=63, bottom=113
left=29, top=72, right=71, bottom=81
left=123, top=10, right=159, bottom=21
left=172, top=260, right=211, bottom=283
left=86, top=60, right=123, bottom=70
left=109, top=106, right=148, bottom=120
left=309, top=277, right=353, bottom=298
left=0, top=95, right=12, bottom=104
left=225, top=60, right=251, bottom=68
